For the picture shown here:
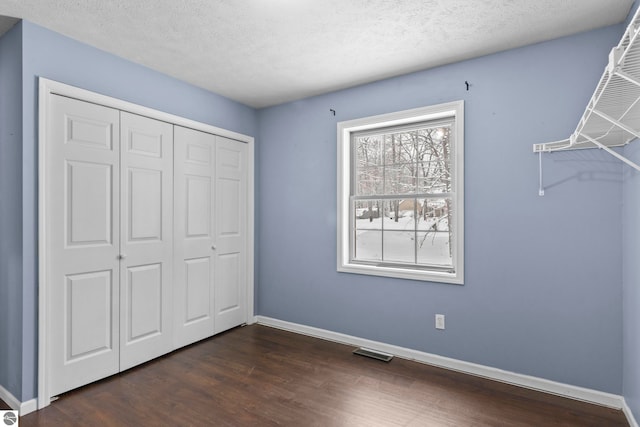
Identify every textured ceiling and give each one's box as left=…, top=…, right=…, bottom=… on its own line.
left=0, top=0, right=634, bottom=108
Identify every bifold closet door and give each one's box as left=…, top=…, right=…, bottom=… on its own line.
left=119, top=112, right=174, bottom=370
left=173, top=126, right=216, bottom=347
left=45, top=89, right=250, bottom=400
left=214, top=136, right=248, bottom=334
left=48, top=95, right=121, bottom=396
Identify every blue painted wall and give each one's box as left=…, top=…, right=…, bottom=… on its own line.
left=623, top=141, right=640, bottom=424
left=256, top=24, right=625, bottom=393
left=622, top=3, right=640, bottom=425
left=0, top=21, right=23, bottom=401
left=1, top=13, right=635, bottom=407
left=8, top=20, right=258, bottom=402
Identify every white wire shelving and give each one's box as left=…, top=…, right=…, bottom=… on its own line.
left=533, top=6, right=640, bottom=176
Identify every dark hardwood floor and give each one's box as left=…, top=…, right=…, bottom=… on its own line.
left=17, top=324, right=627, bottom=426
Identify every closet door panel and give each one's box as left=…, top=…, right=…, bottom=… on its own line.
left=65, top=271, right=114, bottom=358
left=128, top=168, right=163, bottom=240
left=214, top=136, right=247, bottom=334
left=173, top=126, right=216, bottom=347
left=66, top=161, right=113, bottom=244
left=120, top=112, right=174, bottom=370
left=126, top=263, right=163, bottom=341
left=48, top=95, right=120, bottom=396
left=185, top=257, right=211, bottom=321
left=216, top=253, right=241, bottom=316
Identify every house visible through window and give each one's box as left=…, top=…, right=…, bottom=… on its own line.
left=337, top=102, right=464, bottom=284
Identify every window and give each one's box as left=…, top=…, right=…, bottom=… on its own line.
left=337, top=102, right=464, bottom=284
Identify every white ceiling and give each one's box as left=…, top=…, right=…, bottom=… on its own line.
left=0, top=0, right=634, bottom=108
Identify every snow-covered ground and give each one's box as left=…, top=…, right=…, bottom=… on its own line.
left=354, top=214, right=452, bottom=266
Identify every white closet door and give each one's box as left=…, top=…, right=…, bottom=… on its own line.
left=119, top=112, right=174, bottom=370
left=48, top=95, right=121, bottom=396
left=173, top=126, right=216, bottom=347
left=214, top=136, right=248, bottom=333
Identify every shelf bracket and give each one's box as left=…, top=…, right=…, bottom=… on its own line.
left=579, top=132, right=640, bottom=172
left=533, top=139, right=571, bottom=153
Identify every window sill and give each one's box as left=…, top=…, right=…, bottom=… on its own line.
left=338, top=262, right=464, bottom=284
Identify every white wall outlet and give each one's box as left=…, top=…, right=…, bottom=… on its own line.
left=435, top=314, right=445, bottom=330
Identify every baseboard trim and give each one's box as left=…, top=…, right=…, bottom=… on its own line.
left=20, top=399, right=38, bottom=415
left=256, top=316, right=624, bottom=410
left=0, top=384, right=20, bottom=411
left=0, top=385, right=40, bottom=416
left=624, top=399, right=639, bottom=427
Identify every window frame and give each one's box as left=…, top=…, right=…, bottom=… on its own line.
left=337, top=101, right=464, bottom=284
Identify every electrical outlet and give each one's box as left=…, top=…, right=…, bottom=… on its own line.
left=435, top=314, right=445, bottom=330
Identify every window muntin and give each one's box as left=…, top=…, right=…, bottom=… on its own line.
left=337, top=102, right=463, bottom=284
left=352, top=122, right=454, bottom=269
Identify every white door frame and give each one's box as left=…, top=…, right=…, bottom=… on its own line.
left=37, top=77, right=255, bottom=409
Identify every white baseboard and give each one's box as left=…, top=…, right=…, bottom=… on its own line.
left=624, top=399, right=639, bottom=427
left=256, top=316, right=624, bottom=410
left=0, top=384, right=20, bottom=410
left=20, top=399, right=37, bottom=415
left=0, top=384, right=39, bottom=416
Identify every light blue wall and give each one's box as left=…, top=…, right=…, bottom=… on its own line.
left=13, top=20, right=257, bottom=402
left=3, top=14, right=634, bottom=405
left=623, top=141, right=640, bottom=424
left=0, top=21, right=23, bottom=400
left=257, top=25, right=625, bottom=393
left=621, top=2, right=640, bottom=423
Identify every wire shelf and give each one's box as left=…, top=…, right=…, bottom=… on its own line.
left=534, top=6, right=640, bottom=172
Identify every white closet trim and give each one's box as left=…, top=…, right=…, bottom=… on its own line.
left=37, top=77, right=255, bottom=409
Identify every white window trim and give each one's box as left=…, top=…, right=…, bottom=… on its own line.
left=337, top=101, right=464, bottom=284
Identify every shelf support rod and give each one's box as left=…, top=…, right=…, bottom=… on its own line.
left=589, top=108, right=640, bottom=141
left=579, top=132, right=640, bottom=172
left=614, top=69, right=640, bottom=88
left=538, top=151, right=544, bottom=196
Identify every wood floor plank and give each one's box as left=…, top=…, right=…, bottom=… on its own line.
left=17, top=324, right=629, bottom=426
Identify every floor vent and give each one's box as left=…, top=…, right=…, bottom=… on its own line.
left=352, top=347, right=394, bottom=362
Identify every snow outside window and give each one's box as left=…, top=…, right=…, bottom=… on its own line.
left=337, top=102, right=464, bottom=284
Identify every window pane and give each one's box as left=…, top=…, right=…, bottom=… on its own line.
left=382, top=199, right=416, bottom=230
left=416, top=198, right=450, bottom=231
left=384, top=132, right=415, bottom=166
left=384, top=164, right=415, bottom=194
left=416, top=126, right=452, bottom=194
left=416, top=198, right=453, bottom=267
left=381, top=199, right=416, bottom=263
left=417, top=231, right=452, bottom=267
left=354, top=135, right=383, bottom=167
left=383, top=230, right=416, bottom=263
left=354, top=199, right=381, bottom=223
left=355, top=230, right=382, bottom=261
left=356, top=165, right=383, bottom=195
left=354, top=200, right=382, bottom=261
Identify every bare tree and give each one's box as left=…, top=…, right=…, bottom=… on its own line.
left=354, top=124, right=453, bottom=263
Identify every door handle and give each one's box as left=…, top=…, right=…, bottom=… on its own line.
left=211, top=245, right=217, bottom=251
left=118, top=254, right=127, bottom=260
